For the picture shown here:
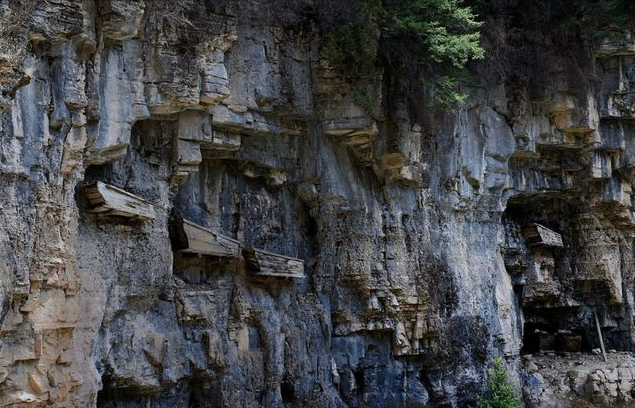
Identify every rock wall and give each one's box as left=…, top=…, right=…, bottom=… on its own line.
left=522, top=352, right=635, bottom=407
left=1, top=1, right=635, bottom=407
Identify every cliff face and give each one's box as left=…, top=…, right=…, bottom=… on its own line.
left=1, top=1, right=635, bottom=407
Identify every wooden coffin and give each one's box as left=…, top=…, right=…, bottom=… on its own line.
left=85, top=181, right=156, bottom=221
left=242, top=247, right=304, bottom=278
left=522, top=223, right=563, bottom=248
left=170, top=218, right=240, bottom=258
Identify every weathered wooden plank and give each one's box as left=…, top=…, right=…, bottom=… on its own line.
left=242, top=246, right=304, bottom=278
left=170, top=218, right=241, bottom=258
left=84, top=181, right=156, bottom=221
left=522, top=223, right=563, bottom=248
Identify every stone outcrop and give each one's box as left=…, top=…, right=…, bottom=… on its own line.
left=522, top=352, right=635, bottom=407
left=1, top=1, right=635, bottom=407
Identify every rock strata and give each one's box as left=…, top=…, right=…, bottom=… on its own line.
left=1, top=1, right=635, bottom=407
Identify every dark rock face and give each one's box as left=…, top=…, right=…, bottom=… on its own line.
left=1, top=1, right=635, bottom=407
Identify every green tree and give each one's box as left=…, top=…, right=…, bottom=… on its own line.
left=477, top=357, right=523, bottom=408
left=559, top=0, right=635, bottom=42
left=383, top=0, right=483, bottom=69
left=321, top=0, right=484, bottom=108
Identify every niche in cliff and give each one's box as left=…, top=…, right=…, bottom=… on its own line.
left=502, top=195, right=633, bottom=354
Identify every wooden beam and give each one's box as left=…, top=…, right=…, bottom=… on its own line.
left=242, top=246, right=304, bottom=279
left=594, top=309, right=608, bottom=363
left=170, top=218, right=240, bottom=258
left=84, top=181, right=156, bottom=221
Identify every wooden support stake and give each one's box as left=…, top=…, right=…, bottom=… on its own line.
left=594, top=308, right=608, bottom=363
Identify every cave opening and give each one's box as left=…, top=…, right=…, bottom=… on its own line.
left=96, top=373, right=145, bottom=407
left=354, top=369, right=365, bottom=395
left=280, top=378, right=296, bottom=404
left=521, top=304, right=633, bottom=354
left=501, top=196, right=603, bottom=354
left=187, top=378, right=220, bottom=408
left=418, top=369, right=442, bottom=403
left=95, top=374, right=113, bottom=408
left=520, top=306, right=591, bottom=354
left=501, top=196, right=632, bottom=355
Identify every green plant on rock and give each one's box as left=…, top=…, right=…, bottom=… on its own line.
left=386, top=0, right=483, bottom=108
left=320, top=0, right=484, bottom=109
left=563, top=0, right=635, bottom=42
left=352, top=89, right=379, bottom=116
left=383, top=0, right=484, bottom=68
left=322, top=25, right=378, bottom=77
left=321, top=3, right=381, bottom=78
left=477, top=357, right=523, bottom=408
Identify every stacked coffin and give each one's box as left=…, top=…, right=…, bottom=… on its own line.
left=170, top=217, right=304, bottom=279
left=83, top=181, right=304, bottom=279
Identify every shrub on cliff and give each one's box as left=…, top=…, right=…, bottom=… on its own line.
left=477, top=357, right=523, bottom=408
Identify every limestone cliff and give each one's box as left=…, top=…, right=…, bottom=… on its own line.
left=1, top=1, right=635, bottom=407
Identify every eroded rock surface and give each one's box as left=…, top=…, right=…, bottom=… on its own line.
left=522, top=352, right=635, bottom=407
left=1, top=1, right=635, bottom=407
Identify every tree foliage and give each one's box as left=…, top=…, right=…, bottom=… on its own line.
left=321, top=0, right=484, bottom=108
left=384, top=0, right=483, bottom=68
left=563, top=0, right=635, bottom=41
left=477, top=357, right=523, bottom=408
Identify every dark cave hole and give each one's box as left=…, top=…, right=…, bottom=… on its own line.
left=96, top=374, right=115, bottom=407
left=188, top=381, right=204, bottom=408
left=305, top=205, right=318, bottom=237
left=522, top=322, right=585, bottom=354
left=96, top=374, right=145, bottom=407
left=280, top=379, right=296, bottom=404
left=418, top=369, right=444, bottom=403
left=354, top=369, right=365, bottom=395
left=366, top=344, right=380, bottom=358
left=96, top=386, right=110, bottom=407
left=188, top=378, right=222, bottom=408
left=188, top=391, right=198, bottom=408
left=520, top=306, right=631, bottom=354
left=521, top=307, right=589, bottom=354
